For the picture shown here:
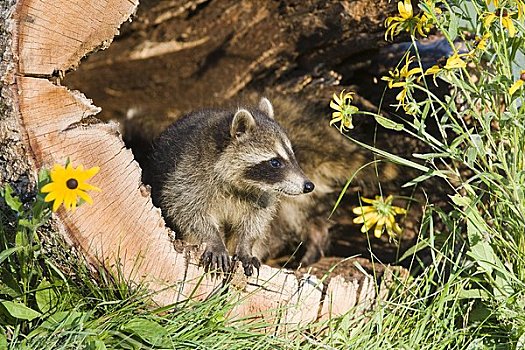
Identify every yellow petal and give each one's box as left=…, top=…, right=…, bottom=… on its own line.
left=406, top=67, right=423, bottom=76
left=52, top=192, right=64, bottom=212
left=63, top=190, right=76, bottom=211
left=374, top=217, right=386, bottom=238
left=332, top=92, right=342, bottom=105
left=77, top=183, right=101, bottom=192
left=361, top=215, right=379, bottom=233
left=353, top=211, right=380, bottom=224
left=503, top=17, right=516, bottom=37
left=399, top=0, right=413, bottom=19
left=77, top=166, right=100, bottom=182
left=509, top=79, right=524, bottom=96
left=352, top=206, right=376, bottom=215
left=44, top=191, right=57, bottom=202
left=444, top=55, right=466, bottom=70
left=393, top=206, right=407, bottom=214
left=330, top=100, right=341, bottom=111
left=484, top=13, right=496, bottom=28
left=50, top=164, right=66, bottom=183
left=77, top=190, right=94, bottom=205
left=360, top=197, right=376, bottom=204
left=425, top=65, right=441, bottom=75
left=393, top=223, right=403, bottom=235
left=40, top=182, right=57, bottom=194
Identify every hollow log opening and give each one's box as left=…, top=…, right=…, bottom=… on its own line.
left=0, top=0, right=438, bottom=324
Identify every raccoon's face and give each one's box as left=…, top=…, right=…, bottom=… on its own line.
left=217, top=98, right=314, bottom=196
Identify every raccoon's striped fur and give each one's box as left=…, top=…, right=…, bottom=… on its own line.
left=148, top=98, right=314, bottom=275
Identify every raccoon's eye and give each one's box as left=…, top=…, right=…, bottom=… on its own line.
left=269, top=158, right=283, bottom=168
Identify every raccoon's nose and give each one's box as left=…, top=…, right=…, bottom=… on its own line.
left=303, top=181, right=315, bottom=193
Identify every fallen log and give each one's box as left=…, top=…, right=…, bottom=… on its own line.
left=0, top=0, right=402, bottom=323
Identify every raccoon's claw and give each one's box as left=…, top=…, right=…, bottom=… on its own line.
left=234, top=255, right=261, bottom=277
left=200, top=247, right=231, bottom=274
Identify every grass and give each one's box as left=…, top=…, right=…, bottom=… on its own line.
left=2, top=0, right=525, bottom=348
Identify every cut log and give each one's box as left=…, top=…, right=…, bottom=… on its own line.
left=0, top=0, right=403, bottom=322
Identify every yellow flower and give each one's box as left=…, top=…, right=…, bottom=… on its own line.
left=425, top=53, right=468, bottom=77
left=385, top=0, right=415, bottom=40
left=517, top=1, right=525, bottom=19
left=352, top=195, right=407, bottom=239
left=486, top=0, right=524, bottom=19
left=473, top=33, right=491, bottom=52
left=329, top=90, right=359, bottom=132
left=509, top=70, right=525, bottom=95
left=416, top=1, right=442, bottom=36
left=444, top=53, right=468, bottom=69
left=385, top=0, right=440, bottom=40
left=382, top=55, right=422, bottom=107
left=483, top=9, right=516, bottom=37
left=41, top=163, right=101, bottom=212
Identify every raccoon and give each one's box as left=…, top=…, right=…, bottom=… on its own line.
left=255, top=95, right=399, bottom=266
left=148, top=98, right=314, bottom=276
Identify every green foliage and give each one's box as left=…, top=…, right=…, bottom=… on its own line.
left=0, top=174, right=308, bottom=349
left=330, top=0, right=525, bottom=347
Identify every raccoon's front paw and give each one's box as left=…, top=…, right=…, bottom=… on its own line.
left=200, top=244, right=231, bottom=274
left=233, top=254, right=261, bottom=277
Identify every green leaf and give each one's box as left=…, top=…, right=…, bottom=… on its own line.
left=449, top=194, right=471, bottom=208
left=0, top=328, right=6, bottom=350
left=2, top=184, right=22, bottom=213
left=1, top=300, right=41, bottom=321
left=457, top=288, right=490, bottom=300
left=397, top=239, right=430, bottom=262
left=36, top=279, right=59, bottom=314
left=86, top=338, right=107, bottom=350
left=374, top=115, right=404, bottom=131
left=121, top=318, right=170, bottom=346
left=35, top=310, right=85, bottom=331
left=0, top=246, right=24, bottom=265
left=448, top=11, right=458, bottom=41
left=344, top=135, right=430, bottom=172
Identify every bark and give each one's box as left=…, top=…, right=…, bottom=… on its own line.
left=1, top=0, right=405, bottom=323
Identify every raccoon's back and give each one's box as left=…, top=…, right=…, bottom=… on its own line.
left=148, top=110, right=224, bottom=175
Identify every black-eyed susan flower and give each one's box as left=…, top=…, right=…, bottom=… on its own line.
left=509, top=70, right=525, bottom=95
left=486, top=0, right=524, bottom=19
left=472, top=33, right=491, bottom=53
left=385, top=0, right=440, bottom=40
left=483, top=9, right=516, bottom=37
left=41, top=163, right=101, bottom=212
left=352, top=195, right=407, bottom=239
left=443, top=53, right=468, bottom=70
left=385, top=0, right=416, bottom=40
left=382, top=55, right=422, bottom=108
left=425, top=52, right=469, bottom=78
left=329, top=90, right=359, bottom=132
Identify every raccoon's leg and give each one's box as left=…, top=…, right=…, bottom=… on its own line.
left=182, top=218, right=231, bottom=273
left=232, top=217, right=268, bottom=276
left=233, top=239, right=261, bottom=277
left=200, top=234, right=231, bottom=274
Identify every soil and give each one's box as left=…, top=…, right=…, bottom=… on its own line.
left=63, top=0, right=450, bottom=280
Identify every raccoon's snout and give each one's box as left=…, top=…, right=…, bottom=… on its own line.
left=303, top=181, right=315, bottom=194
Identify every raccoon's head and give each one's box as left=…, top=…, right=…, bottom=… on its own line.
left=216, top=98, right=314, bottom=196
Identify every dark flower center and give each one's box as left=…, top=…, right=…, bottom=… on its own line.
left=520, top=72, right=525, bottom=81
left=66, top=178, right=78, bottom=189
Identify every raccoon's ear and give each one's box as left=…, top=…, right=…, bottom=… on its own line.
left=259, top=97, right=274, bottom=119
left=231, top=109, right=256, bottom=139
